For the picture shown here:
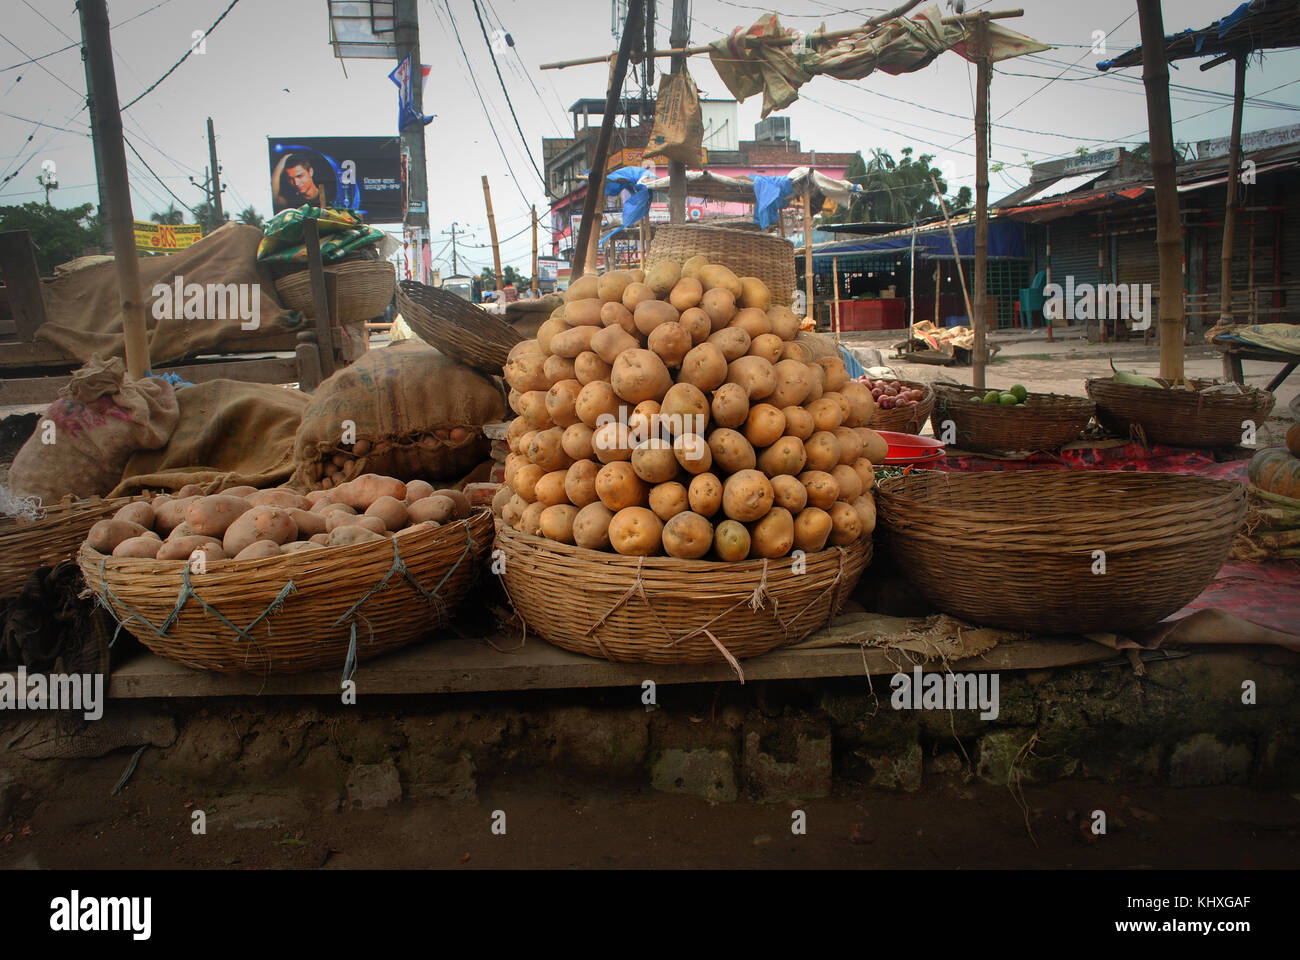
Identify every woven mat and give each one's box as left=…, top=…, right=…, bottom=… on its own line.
left=789, top=612, right=1016, bottom=663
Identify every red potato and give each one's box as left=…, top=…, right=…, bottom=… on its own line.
left=187, top=495, right=253, bottom=538
left=365, top=496, right=410, bottom=532
left=152, top=496, right=199, bottom=535
left=246, top=489, right=307, bottom=509
left=89, top=518, right=152, bottom=554
left=287, top=508, right=327, bottom=538
left=222, top=506, right=298, bottom=555
left=234, top=540, right=283, bottom=561
left=112, top=501, right=154, bottom=529
left=408, top=495, right=457, bottom=524
left=112, top=536, right=162, bottom=559
left=336, top=475, right=406, bottom=511
left=156, top=534, right=223, bottom=561
left=325, top=513, right=388, bottom=536
left=405, top=479, right=436, bottom=503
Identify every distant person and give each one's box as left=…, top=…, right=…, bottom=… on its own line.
left=273, top=153, right=332, bottom=209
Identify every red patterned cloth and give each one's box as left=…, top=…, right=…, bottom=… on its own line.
left=938, top=442, right=1251, bottom=483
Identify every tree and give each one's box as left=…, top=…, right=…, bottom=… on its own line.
left=150, top=204, right=185, bottom=225
left=830, top=147, right=971, bottom=224
left=0, top=202, right=97, bottom=274
left=479, top=264, right=530, bottom=289
left=237, top=205, right=264, bottom=228
left=192, top=201, right=225, bottom=235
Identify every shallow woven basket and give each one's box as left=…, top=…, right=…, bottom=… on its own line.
left=876, top=471, right=1247, bottom=634
left=1, top=495, right=141, bottom=598
left=78, top=510, right=493, bottom=675
left=398, top=280, right=522, bottom=376
left=646, top=224, right=796, bottom=307
left=1086, top=377, right=1274, bottom=448
left=932, top=383, right=1095, bottom=454
left=866, top=379, right=935, bottom=434
left=495, top=524, right=870, bottom=668
left=274, top=260, right=396, bottom=323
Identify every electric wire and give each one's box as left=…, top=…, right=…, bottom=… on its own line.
left=121, top=0, right=241, bottom=110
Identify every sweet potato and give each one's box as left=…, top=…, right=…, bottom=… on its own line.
left=662, top=511, right=714, bottom=559
left=573, top=502, right=615, bottom=550
left=608, top=506, right=664, bottom=557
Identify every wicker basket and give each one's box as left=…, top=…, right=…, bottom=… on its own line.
left=867, top=379, right=935, bottom=434
left=646, top=224, right=797, bottom=307
left=78, top=510, right=493, bottom=675
left=495, top=524, right=870, bottom=667
left=876, top=471, right=1247, bottom=634
left=932, top=383, right=1095, bottom=453
left=1, top=495, right=142, bottom=599
left=1086, top=377, right=1274, bottom=448
left=274, top=260, right=396, bottom=322
left=398, top=280, right=522, bottom=376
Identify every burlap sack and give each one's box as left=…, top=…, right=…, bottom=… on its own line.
left=8, top=357, right=179, bottom=504
left=293, top=340, right=505, bottom=489
left=111, top=380, right=311, bottom=497
left=647, top=70, right=705, bottom=165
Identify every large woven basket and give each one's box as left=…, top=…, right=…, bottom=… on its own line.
left=274, top=260, right=396, bottom=323
left=398, top=280, right=522, bottom=376
left=79, top=510, right=493, bottom=675
left=1, top=495, right=144, bottom=599
left=646, top=224, right=796, bottom=307
left=932, top=383, right=1095, bottom=453
left=1086, top=377, right=1274, bottom=448
left=876, top=471, right=1247, bottom=634
left=866, top=379, right=935, bottom=434
left=495, top=524, right=870, bottom=667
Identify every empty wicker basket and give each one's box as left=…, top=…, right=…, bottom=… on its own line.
left=397, top=280, right=522, bottom=376
left=79, top=510, right=493, bottom=674
left=1, top=495, right=144, bottom=598
left=875, top=470, right=1247, bottom=634
left=646, top=224, right=796, bottom=307
left=495, top=524, right=870, bottom=667
left=932, top=383, right=1095, bottom=453
left=1086, top=377, right=1274, bottom=448
left=274, top=260, right=396, bottom=322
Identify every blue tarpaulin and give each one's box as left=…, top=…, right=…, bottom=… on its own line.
left=806, top=217, right=1027, bottom=272
left=752, top=174, right=795, bottom=230
left=607, top=166, right=653, bottom=228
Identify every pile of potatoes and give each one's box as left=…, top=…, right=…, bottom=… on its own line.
left=492, top=258, right=889, bottom=560
left=310, top=431, right=481, bottom=489
left=86, top=476, right=474, bottom=563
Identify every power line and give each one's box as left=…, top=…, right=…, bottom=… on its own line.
left=123, top=133, right=199, bottom=217
left=0, top=29, right=83, bottom=99
left=121, top=0, right=242, bottom=110
left=469, top=0, right=546, bottom=188
left=0, top=0, right=180, bottom=73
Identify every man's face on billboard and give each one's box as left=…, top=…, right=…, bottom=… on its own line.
left=287, top=163, right=317, bottom=198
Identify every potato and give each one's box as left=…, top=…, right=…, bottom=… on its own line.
left=840, top=381, right=878, bottom=427
left=645, top=261, right=682, bottom=297
left=431, top=488, right=470, bottom=519
left=681, top=255, right=710, bottom=280
left=699, top=264, right=743, bottom=299
left=708, top=428, right=756, bottom=473
left=526, top=427, right=570, bottom=472
left=744, top=403, right=786, bottom=448
left=805, top=363, right=826, bottom=403
left=856, top=428, right=889, bottom=464
left=500, top=495, right=524, bottom=527
left=287, top=508, right=327, bottom=538
left=747, top=332, right=783, bottom=365
left=589, top=324, right=638, bottom=366
left=574, top=351, right=613, bottom=385
left=659, top=383, right=709, bottom=437
left=405, top=479, right=436, bottom=503
left=730, top=307, right=772, bottom=340
left=710, top=382, right=750, bottom=429
left=409, top=495, right=457, bottom=524
left=491, top=485, right=512, bottom=517
left=306, top=490, right=334, bottom=507
left=113, top=501, right=155, bottom=528
left=600, top=300, right=636, bottom=334
left=503, top=452, right=527, bottom=487
left=314, top=501, right=356, bottom=517
left=818, top=356, right=850, bottom=391
left=707, top=326, right=751, bottom=362
left=608, top=506, right=664, bottom=557
left=535, top=469, right=572, bottom=507
left=830, top=464, right=864, bottom=502
left=596, top=461, right=649, bottom=511
left=771, top=474, right=808, bottom=513
left=544, top=354, right=577, bottom=384
left=504, top=352, right=550, bottom=392
left=727, top=356, right=777, bottom=400
left=793, top=507, right=832, bottom=553
left=545, top=379, right=583, bottom=428
left=648, top=321, right=691, bottom=367
left=713, top=519, right=751, bottom=561
left=222, top=485, right=259, bottom=498
left=565, top=275, right=600, bottom=302
left=758, top=436, right=807, bottom=478
left=677, top=343, right=729, bottom=392
left=662, top=511, right=714, bottom=559
left=282, top=541, right=325, bottom=554
left=156, top=535, right=223, bottom=561
left=688, top=472, right=723, bottom=517
left=832, top=426, right=864, bottom=465
left=564, top=459, right=601, bottom=507
left=823, top=390, right=852, bottom=425
left=112, top=536, right=162, bottom=559
left=573, top=502, right=615, bottom=550
left=507, top=388, right=525, bottom=415
left=768, top=306, right=801, bottom=341
left=631, top=439, right=679, bottom=484
left=507, top=337, right=543, bottom=363
left=328, top=525, right=386, bottom=547
left=806, top=397, right=844, bottom=433
left=539, top=504, right=580, bottom=544
left=722, top=469, right=774, bottom=522
left=187, top=495, right=253, bottom=537
left=512, top=463, right=546, bottom=502
left=633, top=299, right=679, bottom=337
left=550, top=324, right=599, bottom=359
left=630, top=268, right=646, bottom=283
left=592, top=419, right=634, bottom=463
left=596, top=270, right=633, bottom=303
left=668, top=277, right=703, bottom=312
left=89, top=518, right=151, bottom=553
left=518, top=390, right=554, bottom=430
left=799, top=470, right=840, bottom=510
left=561, top=423, right=596, bottom=461
left=805, top=431, right=843, bottom=473
left=648, top=481, right=690, bottom=522
left=166, top=521, right=195, bottom=540
left=621, top=281, right=657, bottom=312
left=850, top=457, right=875, bottom=492
left=223, top=506, right=298, bottom=555
left=576, top=381, right=624, bottom=428
left=234, top=540, right=282, bottom=561
left=516, top=501, right=546, bottom=536
left=627, top=400, right=662, bottom=445
left=176, top=483, right=206, bottom=499
left=611, top=349, right=673, bottom=404
left=672, top=433, right=712, bottom=475
left=829, top=501, right=863, bottom=545
left=769, top=360, right=813, bottom=409
left=738, top=276, right=771, bottom=311
left=750, top=506, right=794, bottom=559
left=678, top=306, right=712, bottom=345
left=700, top=288, right=738, bottom=331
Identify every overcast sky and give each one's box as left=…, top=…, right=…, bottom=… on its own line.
left=2, top=0, right=1298, bottom=275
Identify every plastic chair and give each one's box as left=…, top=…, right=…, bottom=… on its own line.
left=1018, top=270, right=1048, bottom=329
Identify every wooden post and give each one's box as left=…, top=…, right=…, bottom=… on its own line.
left=928, top=171, right=974, bottom=326
left=571, top=0, right=644, bottom=281
left=302, top=218, right=337, bottom=378
left=1137, top=0, right=1185, bottom=382
left=78, top=0, right=150, bottom=379
left=933, top=262, right=941, bottom=328
left=970, top=13, right=990, bottom=389
left=530, top=205, right=539, bottom=298
left=908, top=221, right=916, bottom=339
left=0, top=231, right=49, bottom=340
left=832, top=256, right=841, bottom=342
left=803, top=159, right=815, bottom=324
left=668, top=0, right=689, bottom=223
left=1218, top=53, right=1247, bottom=326
left=483, top=176, right=503, bottom=291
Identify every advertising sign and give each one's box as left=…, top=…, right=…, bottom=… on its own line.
left=268, top=136, right=404, bottom=223
left=133, top=221, right=203, bottom=251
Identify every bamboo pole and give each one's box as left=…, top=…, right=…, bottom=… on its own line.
left=928, top=171, right=974, bottom=325
left=668, top=0, right=689, bottom=224
left=803, top=164, right=815, bottom=325
left=908, top=221, right=916, bottom=343
left=483, top=175, right=502, bottom=291
left=1137, top=0, right=1185, bottom=382
left=933, top=262, right=941, bottom=328
left=832, top=256, right=841, bottom=342
left=970, top=13, right=990, bottom=390
left=530, top=205, right=539, bottom=298
left=1218, top=52, right=1247, bottom=326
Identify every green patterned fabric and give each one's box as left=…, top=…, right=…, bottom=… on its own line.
left=257, top=205, right=386, bottom=263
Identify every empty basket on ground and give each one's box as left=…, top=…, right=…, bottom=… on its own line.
left=932, top=383, right=1094, bottom=454
left=875, top=471, right=1246, bottom=634
left=274, top=260, right=396, bottom=322
left=79, top=510, right=493, bottom=674
left=495, top=524, right=870, bottom=670
left=1086, top=377, right=1274, bottom=448
left=1, top=495, right=143, bottom=599
left=398, top=280, right=522, bottom=376
left=867, top=380, right=935, bottom=434
left=646, top=224, right=796, bottom=307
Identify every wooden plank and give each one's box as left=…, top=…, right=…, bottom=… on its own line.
left=0, top=231, right=49, bottom=340
left=301, top=218, right=336, bottom=378
left=0, top=330, right=349, bottom=374
left=0, top=356, right=302, bottom=405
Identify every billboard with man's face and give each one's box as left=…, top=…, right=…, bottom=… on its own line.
left=268, top=136, right=403, bottom=223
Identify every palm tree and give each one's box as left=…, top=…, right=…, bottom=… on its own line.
left=237, top=205, right=264, bottom=228
left=150, top=204, right=185, bottom=225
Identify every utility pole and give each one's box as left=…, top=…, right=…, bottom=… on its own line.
left=483, top=175, right=503, bottom=291
left=206, top=116, right=224, bottom=222
left=441, top=222, right=462, bottom=274
left=395, top=0, right=428, bottom=233
left=78, top=12, right=113, bottom=252
left=667, top=0, right=689, bottom=223
left=531, top=204, right=539, bottom=298
left=970, top=13, right=990, bottom=391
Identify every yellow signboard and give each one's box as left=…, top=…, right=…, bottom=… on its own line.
left=134, top=221, right=203, bottom=251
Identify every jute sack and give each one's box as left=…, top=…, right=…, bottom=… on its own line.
left=647, top=70, right=705, bottom=165
left=8, top=356, right=178, bottom=504
left=293, top=340, right=504, bottom=489
left=111, top=380, right=311, bottom=497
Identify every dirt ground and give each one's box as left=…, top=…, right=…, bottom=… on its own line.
left=3, top=758, right=1297, bottom=870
